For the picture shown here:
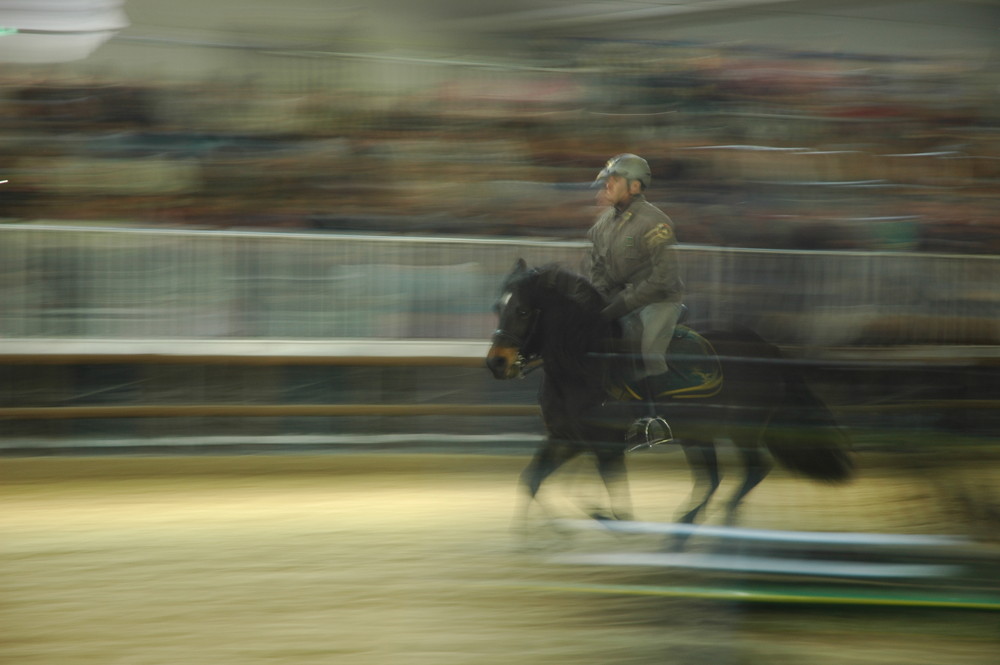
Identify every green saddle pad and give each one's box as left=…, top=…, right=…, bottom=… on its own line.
left=607, top=326, right=723, bottom=402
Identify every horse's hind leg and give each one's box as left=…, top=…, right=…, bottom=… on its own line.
left=670, top=440, right=721, bottom=550
left=724, top=444, right=772, bottom=526
left=677, top=440, right=722, bottom=524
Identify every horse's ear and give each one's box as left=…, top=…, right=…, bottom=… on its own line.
left=514, top=258, right=528, bottom=274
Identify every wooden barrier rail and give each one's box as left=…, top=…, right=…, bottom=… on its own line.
left=0, top=340, right=518, bottom=421
left=0, top=339, right=491, bottom=366
left=2, top=339, right=997, bottom=420
left=0, top=404, right=540, bottom=419
left=3, top=339, right=998, bottom=365
left=3, top=400, right=998, bottom=421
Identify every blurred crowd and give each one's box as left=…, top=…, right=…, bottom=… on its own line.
left=1, top=40, right=998, bottom=253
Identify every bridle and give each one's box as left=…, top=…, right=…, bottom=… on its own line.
left=491, top=303, right=543, bottom=377
left=490, top=327, right=530, bottom=348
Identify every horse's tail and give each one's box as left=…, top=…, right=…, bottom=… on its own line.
left=763, top=363, right=855, bottom=483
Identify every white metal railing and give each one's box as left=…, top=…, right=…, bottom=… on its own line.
left=1, top=224, right=998, bottom=346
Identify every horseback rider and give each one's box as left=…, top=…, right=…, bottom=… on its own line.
left=588, top=153, right=684, bottom=446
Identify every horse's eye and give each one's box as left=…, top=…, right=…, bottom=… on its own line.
left=517, top=308, right=530, bottom=318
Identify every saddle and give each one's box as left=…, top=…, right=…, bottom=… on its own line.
left=606, top=325, right=723, bottom=402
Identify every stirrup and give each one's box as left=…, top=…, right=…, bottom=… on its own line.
left=626, top=416, right=674, bottom=452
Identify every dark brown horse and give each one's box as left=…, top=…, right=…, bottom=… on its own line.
left=486, top=259, right=853, bottom=544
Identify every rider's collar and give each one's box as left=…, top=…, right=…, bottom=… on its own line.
left=614, top=193, right=645, bottom=217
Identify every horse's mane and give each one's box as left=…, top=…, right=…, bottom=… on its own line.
left=515, top=263, right=614, bottom=380
left=528, top=263, right=606, bottom=314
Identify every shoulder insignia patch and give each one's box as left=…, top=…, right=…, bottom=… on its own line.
left=644, top=223, right=675, bottom=247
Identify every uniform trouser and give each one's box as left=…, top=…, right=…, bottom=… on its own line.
left=632, top=301, right=682, bottom=379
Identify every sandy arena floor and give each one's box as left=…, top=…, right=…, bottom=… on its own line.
left=1, top=451, right=997, bottom=665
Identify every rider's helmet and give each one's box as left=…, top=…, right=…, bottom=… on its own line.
left=593, top=153, right=651, bottom=190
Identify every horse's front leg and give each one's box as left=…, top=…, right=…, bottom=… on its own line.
left=512, top=438, right=580, bottom=545
left=593, top=447, right=633, bottom=522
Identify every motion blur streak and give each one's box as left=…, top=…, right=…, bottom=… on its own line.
left=1, top=3, right=999, bottom=665
left=0, top=1, right=997, bottom=252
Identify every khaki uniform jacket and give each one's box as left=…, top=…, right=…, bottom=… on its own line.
left=587, top=195, right=683, bottom=316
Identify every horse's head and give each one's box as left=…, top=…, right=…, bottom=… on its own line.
left=487, top=258, right=611, bottom=380
left=487, top=258, right=544, bottom=380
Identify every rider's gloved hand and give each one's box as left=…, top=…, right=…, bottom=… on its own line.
left=600, top=295, right=630, bottom=321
